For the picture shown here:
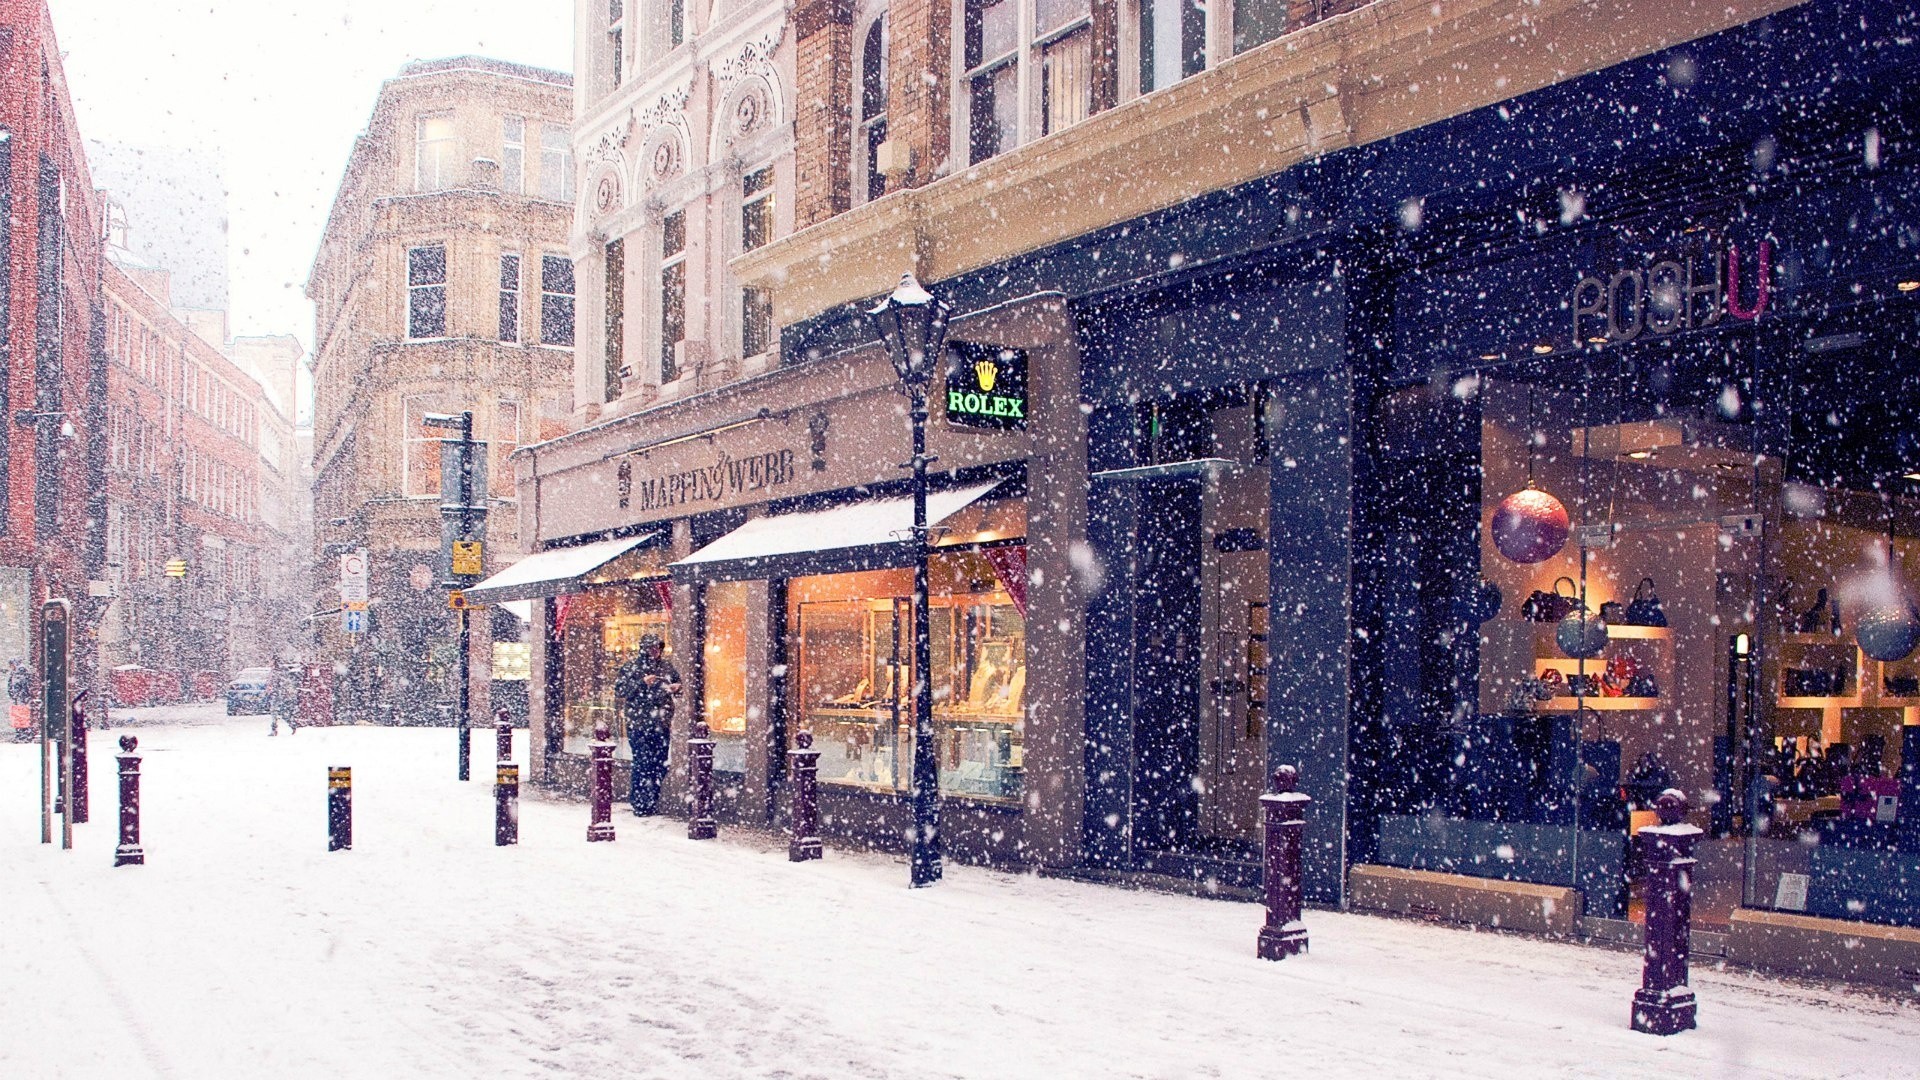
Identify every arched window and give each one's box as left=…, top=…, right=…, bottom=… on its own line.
left=857, top=18, right=888, bottom=202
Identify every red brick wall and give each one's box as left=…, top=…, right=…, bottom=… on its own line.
left=793, top=0, right=854, bottom=227
left=884, top=0, right=949, bottom=192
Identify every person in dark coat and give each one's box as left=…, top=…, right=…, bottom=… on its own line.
left=615, top=634, right=680, bottom=815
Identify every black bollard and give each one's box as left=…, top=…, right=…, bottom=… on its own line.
left=788, top=730, right=822, bottom=862
left=1631, top=789, right=1701, bottom=1034
left=328, top=766, right=352, bottom=851
left=496, top=764, right=519, bottom=846
left=1256, top=765, right=1311, bottom=960
left=687, top=720, right=716, bottom=841
left=114, top=735, right=144, bottom=867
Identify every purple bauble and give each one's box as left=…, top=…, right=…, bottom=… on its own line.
left=1491, top=487, right=1570, bottom=564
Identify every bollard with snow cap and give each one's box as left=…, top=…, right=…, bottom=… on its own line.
left=687, top=719, right=716, bottom=840
left=328, top=766, right=352, bottom=851
left=496, top=764, right=519, bottom=846
left=587, top=721, right=616, bottom=842
left=1257, top=765, right=1310, bottom=961
left=788, top=730, right=822, bottom=862
left=496, top=707, right=513, bottom=764
left=1631, top=788, right=1700, bottom=1034
left=114, top=735, right=143, bottom=866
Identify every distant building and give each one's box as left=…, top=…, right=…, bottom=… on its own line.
left=306, top=56, right=576, bottom=724
left=100, top=252, right=303, bottom=679
left=0, top=0, right=110, bottom=712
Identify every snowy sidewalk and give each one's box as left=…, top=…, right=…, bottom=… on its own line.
left=3, top=708, right=1916, bottom=1079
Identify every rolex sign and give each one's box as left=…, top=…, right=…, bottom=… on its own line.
left=944, top=342, right=1028, bottom=431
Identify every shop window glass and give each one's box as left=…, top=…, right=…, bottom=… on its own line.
left=703, top=581, right=752, bottom=773
left=407, top=244, right=447, bottom=339
left=561, top=584, right=673, bottom=757
left=787, top=550, right=1029, bottom=803
left=1231, top=0, right=1287, bottom=56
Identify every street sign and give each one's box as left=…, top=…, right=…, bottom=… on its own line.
left=339, top=550, right=368, bottom=588
left=447, top=590, right=475, bottom=610
left=342, top=600, right=369, bottom=612
left=339, top=582, right=368, bottom=603
left=451, top=540, right=483, bottom=577
left=342, top=608, right=367, bottom=634
left=41, top=599, right=72, bottom=849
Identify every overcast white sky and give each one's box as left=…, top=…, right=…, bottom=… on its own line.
left=48, top=0, right=574, bottom=351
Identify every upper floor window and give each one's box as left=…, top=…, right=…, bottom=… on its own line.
left=962, top=0, right=1091, bottom=166
left=501, top=117, right=525, bottom=194
left=1138, top=0, right=1205, bottom=94
left=539, top=254, right=575, bottom=347
left=668, top=0, right=686, bottom=49
left=660, top=210, right=687, bottom=382
left=740, top=169, right=775, bottom=359
left=857, top=18, right=888, bottom=203
left=608, top=0, right=626, bottom=91
left=539, top=124, right=574, bottom=203
left=407, top=244, right=448, bottom=339
left=499, top=252, right=521, bottom=342
left=604, top=238, right=625, bottom=399
left=416, top=115, right=456, bottom=190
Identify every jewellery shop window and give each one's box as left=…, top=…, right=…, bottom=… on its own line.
left=1364, top=340, right=1763, bottom=928
left=787, top=551, right=1028, bottom=803
left=703, top=581, right=751, bottom=774
left=560, top=582, right=673, bottom=758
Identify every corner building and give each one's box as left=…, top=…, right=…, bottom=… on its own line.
left=520, top=0, right=1920, bottom=988
left=308, top=57, right=576, bottom=724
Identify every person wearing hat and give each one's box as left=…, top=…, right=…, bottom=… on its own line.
left=615, top=633, right=681, bottom=815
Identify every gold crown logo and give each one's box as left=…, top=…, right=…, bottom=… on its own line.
left=974, top=359, right=997, bottom=392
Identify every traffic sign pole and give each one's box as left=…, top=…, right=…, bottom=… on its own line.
left=425, top=411, right=486, bottom=783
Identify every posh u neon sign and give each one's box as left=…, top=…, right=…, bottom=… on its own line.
left=1572, top=241, right=1771, bottom=346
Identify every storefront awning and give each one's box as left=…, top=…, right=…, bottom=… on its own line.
left=464, top=531, right=665, bottom=604
left=670, top=480, right=1006, bottom=583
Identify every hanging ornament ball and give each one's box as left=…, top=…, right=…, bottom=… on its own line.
left=1557, top=611, right=1610, bottom=659
left=1491, top=487, right=1571, bottom=563
left=1856, top=602, right=1920, bottom=663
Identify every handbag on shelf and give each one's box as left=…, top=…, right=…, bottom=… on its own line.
left=1599, top=598, right=1629, bottom=624
left=1624, top=577, right=1668, bottom=627
left=1794, top=587, right=1841, bottom=635
left=1523, top=577, right=1582, bottom=623
left=1626, top=672, right=1659, bottom=698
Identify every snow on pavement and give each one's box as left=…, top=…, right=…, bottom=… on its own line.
left=3, top=706, right=1916, bottom=1079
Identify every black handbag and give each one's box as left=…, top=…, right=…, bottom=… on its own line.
left=1624, top=577, right=1667, bottom=627
left=1627, top=672, right=1659, bottom=698
left=1523, top=577, right=1581, bottom=623
left=1795, top=587, right=1840, bottom=634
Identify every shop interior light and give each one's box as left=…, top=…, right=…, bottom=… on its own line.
left=1625, top=449, right=1656, bottom=460
left=1587, top=336, right=1609, bottom=345
left=1899, top=280, right=1920, bottom=292
left=1479, top=353, right=1500, bottom=361
left=1532, top=343, right=1554, bottom=354
left=1904, top=471, right=1920, bottom=481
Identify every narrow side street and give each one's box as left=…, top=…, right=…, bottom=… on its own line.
left=4, top=709, right=1914, bottom=1079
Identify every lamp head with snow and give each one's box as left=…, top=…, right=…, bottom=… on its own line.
left=868, top=273, right=952, bottom=393
left=13, top=410, right=76, bottom=438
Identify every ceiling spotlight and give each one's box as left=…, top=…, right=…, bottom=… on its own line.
left=1586, top=336, right=1609, bottom=345
left=1625, top=450, right=1655, bottom=460
left=1905, top=472, right=1920, bottom=481
left=1899, top=280, right=1920, bottom=293
left=1479, top=353, right=1500, bottom=361
left=1532, top=343, right=1554, bottom=354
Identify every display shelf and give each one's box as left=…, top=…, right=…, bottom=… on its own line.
left=1538, top=696, right=1662, bottom=712
left=1606, top=624, right=1674, bottom=641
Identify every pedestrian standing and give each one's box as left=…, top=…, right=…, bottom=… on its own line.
left=269, top=664, right=301, bottom=737
left=615, top=634, right=680, bottom=815
left=7, top=658, right=32, bottom=742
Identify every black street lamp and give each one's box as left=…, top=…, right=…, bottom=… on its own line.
left=867, top=272, right=952, bottom=888
left=423, top=410, right=485, bottom=782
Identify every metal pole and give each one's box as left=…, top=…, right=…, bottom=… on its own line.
left=456, top=410, right=473, bottom=782
left=909, top=387, right=941, bottom=887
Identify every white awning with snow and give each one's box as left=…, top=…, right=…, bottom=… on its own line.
left=464, top=532, right=665, bottom=604
left=669, top=480, right=1005, bottom=582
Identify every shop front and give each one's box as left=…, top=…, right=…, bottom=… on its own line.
left=506, top=296, right=1088, bottom=865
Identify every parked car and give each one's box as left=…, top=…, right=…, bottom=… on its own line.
left=225, top=667, right=273, bottom=715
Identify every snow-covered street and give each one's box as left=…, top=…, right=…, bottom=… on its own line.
left=4, top=707, right=1915, bottom=1079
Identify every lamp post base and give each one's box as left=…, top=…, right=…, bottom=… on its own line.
left=1630, top=987, right=1697, bottom=1036
left=1257, top=922, right=1308, bottom=961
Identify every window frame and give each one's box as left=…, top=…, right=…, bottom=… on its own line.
left=499, top=251, right=522, bottom=343
left=854, top=15, right=890, bottom=205
left=608, top=0, right=627, bottom=91
left=539, top=123, right=575, bottom=203
left=407, top=243, right=449, bottom=340
left=739, top=168, right=776, bottom=360
left=538, top=253, right=576, bottom=348
left=659, top=209, right=687, bottom=383
left=604, top=237, right=626, bottom=398
left=501, top=116, right=526, bottom=195
left=415, top=113, right=457, bottom=191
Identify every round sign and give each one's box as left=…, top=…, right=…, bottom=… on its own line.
left=409, top=564, right=434, bottom=591
left=341, top=552, right=367, bottom=578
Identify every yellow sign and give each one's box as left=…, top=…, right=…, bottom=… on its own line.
left=164, top=558, right=189, bottom=579
left=328, top=767, right=351, bottom=789
left=448, top=590, right=475, bottom=610
left=343, top=600, right=369, bottom=612
left=451, top=540, right=483, bottom=576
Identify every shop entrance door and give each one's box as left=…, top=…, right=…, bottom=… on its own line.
left=1196, top=418, right=1271, bottom=844
left=1119, top=388, right=1271, bottom=859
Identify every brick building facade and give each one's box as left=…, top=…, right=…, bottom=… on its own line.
left=0, top=0, right=108, bottom=717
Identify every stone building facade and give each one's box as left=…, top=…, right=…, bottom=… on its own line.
left=307, top=56, right=576, bottom=724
